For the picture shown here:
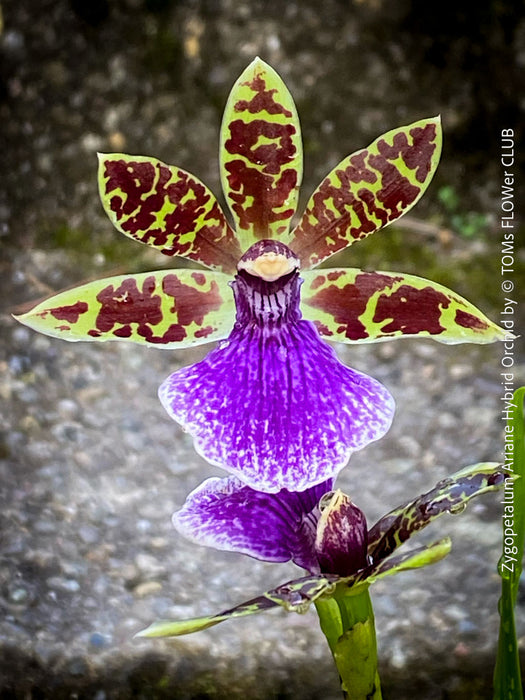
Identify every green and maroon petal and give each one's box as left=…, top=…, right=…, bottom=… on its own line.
left=14, top=270, right=235, bottom=348
left=136, top=574, right=339, bottom=638
left=289, top=117, right=442, bottom=269
left=135, top=539, right=449, bottom=638
left=300, top=268, right=506, bottom=344
left=98, top=154, right=241, bottom=273
left=352, top=538, right=451, bottom=586
left=220, top=57, right=302, bottom=247
left=366, top=462, right=507, bottom=563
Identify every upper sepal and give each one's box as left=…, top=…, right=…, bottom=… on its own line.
left=14, top=270, right=235, bottom=348
left=98, top=153, right=241, bottom=273
left=300, top=268, right=507, bottom=345
left=289, top=117, right=442, bottom=269
left=220, top=57, right=303, bottom=247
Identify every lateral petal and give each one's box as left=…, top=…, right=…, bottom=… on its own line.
left=98, top=153, right=241, bottom=273
left=289, top=117, right=441, bottom=268
left=301, top=268, right=506, bottom=344
left=15, top=270, right=235, bottom=348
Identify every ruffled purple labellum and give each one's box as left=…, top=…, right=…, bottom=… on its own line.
left=315, top=490, right=368, bottom=576
left=173, top=476, right=331, bottom=572
left=159, top=241, right=395, bottom=493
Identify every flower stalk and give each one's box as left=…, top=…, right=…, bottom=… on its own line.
left=316, top=586, right=381, bottom=699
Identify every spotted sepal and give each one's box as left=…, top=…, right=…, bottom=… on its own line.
left=289, top=117, right=442, bottom=268
left=136, top=541, right=451, bottom=638
left=220, top=57, right=303, bottom=247
left=366, top=462, right=507, bottom=563
left=300, top=268, right=507, bottom=345
left=135, top=574, right=338, bottom=638
left=355, top=538, right=452, bottom=586
left=14, top=270, right=235, bottom=348
left=98, top=154, right=241, bottom=273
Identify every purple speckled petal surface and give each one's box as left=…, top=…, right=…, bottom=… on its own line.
left=159, top=271, right=395, bottom=493
left=173, top=476, right=331, bottom=572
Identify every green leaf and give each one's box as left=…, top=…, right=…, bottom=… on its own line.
left=289, top=117, right=442, bottom=269
left=300, top=268, right=507, bottom=345
left=367, top=462, right=507, bottom=562
left=264, top=573, right=339, bottom=612
left=219, top=57, right=303, bottom=248
left=98, top=153, right=241, bottom=273
left=14, top=270, right=235, bottom=348
left=135, top=541, right=452, bottom=640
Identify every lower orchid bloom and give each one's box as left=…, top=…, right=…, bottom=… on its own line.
left=137, top=463, right=507, bottom=699
left=15, top=58, right=506, bottom=493
left=139, top=461, right=506, bottom=633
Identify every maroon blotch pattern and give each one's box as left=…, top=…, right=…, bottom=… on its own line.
left=306, top=273, right=400, bottom=341
left=373, top=285, right=449, bottom=336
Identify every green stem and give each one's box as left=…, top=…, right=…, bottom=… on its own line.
left=315, top=585, right=381, bottom=699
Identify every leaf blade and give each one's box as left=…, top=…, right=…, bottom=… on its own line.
left=136, top=595, right=278, bottom=638
left=135, top=574, right=338, bottom=638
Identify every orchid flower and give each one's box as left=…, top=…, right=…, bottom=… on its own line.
left=142, top=461, right=506, bottom=593
left=137, top=463, right=506, bottom=699
left=15, top=59, right=504, bottom=493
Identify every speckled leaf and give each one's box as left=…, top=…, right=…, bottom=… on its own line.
left=136, top=574, right=338, bottom=638
left=98, top=154, right=241, bottom=273
left=220, top=57, right=302, bottom=247
left=14, top=270, right=235, bottom=348
left=300, top=268, right=506, bottom=344
left=366, top=463, right=507, bottom=562
left=289, top=117, right=442, bottom=268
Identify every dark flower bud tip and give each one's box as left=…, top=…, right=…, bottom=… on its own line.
left=315, top=490, right=368, bottom=576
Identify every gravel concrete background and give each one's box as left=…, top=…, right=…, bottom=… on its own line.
left=1, top=1, right=524, bottom=698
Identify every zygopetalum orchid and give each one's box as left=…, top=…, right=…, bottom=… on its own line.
left=137, top=463, right=507, bottom=699
left=15, top=58, right=504, bottom=493
left=138, top=461, right=506, bottom=608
